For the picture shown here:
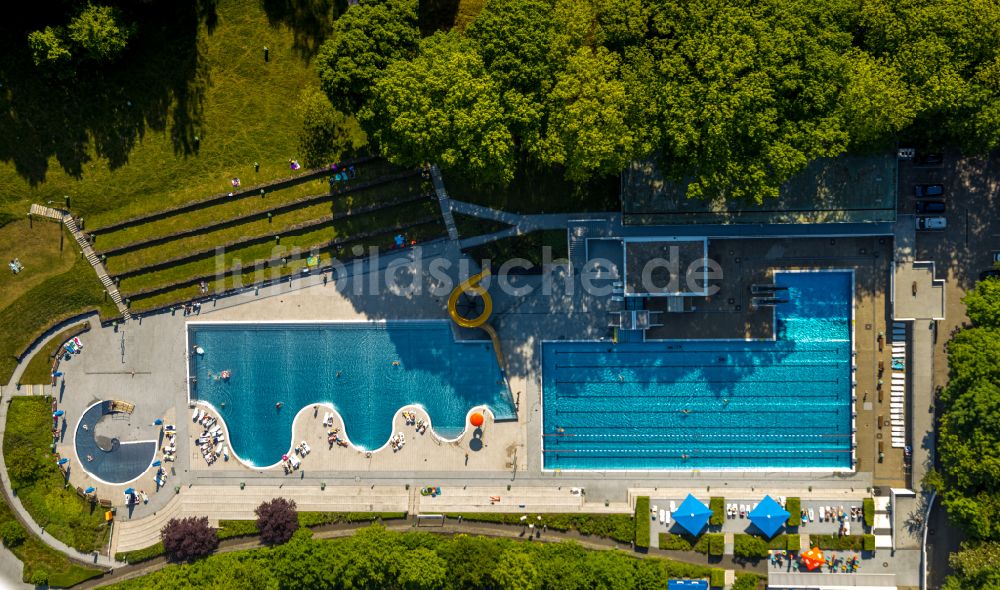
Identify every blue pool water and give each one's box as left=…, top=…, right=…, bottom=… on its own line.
left=189, top=321, right=513, bottom=466
left=542, top=271, right=853, bottom=470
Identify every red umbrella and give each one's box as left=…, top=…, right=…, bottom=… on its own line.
left=470, top=413, right=484, bottom=427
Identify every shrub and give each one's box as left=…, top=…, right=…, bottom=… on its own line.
left=443, top=512, right=633, bottom=543
left=708, top=533, right=725, bottom=556
left=733, top=534, right=769, bottom=558
left=710, top=568, right=725, bottom=588
left=116, top=542, right=165, bottom=564
left=863, top=498, right=875, bottom=528
left=635, top=497, right=650, bottom=549
left=658, top=533, right=694, bottom=550
left=256, top=498, right=299, bottom=545
left=733, top=573, right=760, bottom=590
left=216, top=520, right=259, bottom=540
left=161, top=517, right=218, bottom=562
left=298, top=512, right=407, bottom=527
left=768, top=534, right=788, bottom=550
left=786, top=534, right=800, bottom=551
left=709, top=497, right=725, bottom=526
left=863, top=534, right=876, bottom=551
left=30, top=569, right=49, bottom=586
left=0, top=521, right=26, bottom=548
left=810, top=534, right=864, bottom=550
left=786, top=497, right=801, bottom=527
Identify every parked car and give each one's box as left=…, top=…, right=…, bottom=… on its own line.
left=916, top=217, right=947, bottom=230
left=915, top=153, right=944, bottom=165
left=914, top=184, right=945, bottom=198
left=980, top=269, right=1000, bottom=281
left=916, top=201, right=946, bottom=214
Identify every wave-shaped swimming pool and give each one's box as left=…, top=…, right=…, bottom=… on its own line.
left=188, top=321, right=514, bottom=467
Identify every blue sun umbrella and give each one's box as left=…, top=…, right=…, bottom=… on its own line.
left=53, top=410, right=64, bottom=417
left=748, top=495, right=791, bottom=538
left=84, top=487, right=95, bottom=494
left=124, top=487, right=135, bottom=495
left=152, top=460, right=161, bottom=467
left=154, top=418, right=163, bottom=426
left=57, top=458, right=69, bottom=465
left=673, top=494, right=713, bottom=537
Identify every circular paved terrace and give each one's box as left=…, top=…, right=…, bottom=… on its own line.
left=74, top=401, right=158, bottom=485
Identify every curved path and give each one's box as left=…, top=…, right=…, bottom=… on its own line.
left=0, top=313, right=119, bottom=570
left=81, top=518, right=766, bottom=588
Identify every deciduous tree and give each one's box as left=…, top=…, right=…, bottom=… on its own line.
left=255, top=498, right=299, bottom=545
left=161, top=516, right=218, bottom=562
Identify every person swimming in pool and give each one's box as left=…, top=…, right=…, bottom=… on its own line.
left=275, top=402, right=283, bottom=410
left=392, top=361, right=400, bottom=366
left=681, top=409, right=690, bottom=414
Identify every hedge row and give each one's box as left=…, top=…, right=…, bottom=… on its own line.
left=710, top=568, right=725, bottom=588
left=658, top=533, right=695, bottom=551
left=635, top=498, right=650, bottom=548
left=810, top=534, right=866, bottom=550
left=733, top=534, right=769, bottom=558
left=443, top=512, right=635, bottom=544
left=90, top=155, right=379, bottom=234
left=863, top=498, right=875, bottom=528
left=786, top=497, right=801, bottom=527
left=115, top=541, right=165, bottom=564
left=709, top=497, right=725, bottom=527
left=113, top=193, right=432, bottom=280
left=864, top=534, right=876, bottom=551
left=117, top=512, right=409, bottom=563
left=733, top=573, right=761, bottom=590
left=124, top=215, right=441, bottom=301
left=99, top=170, right=418, bottom=257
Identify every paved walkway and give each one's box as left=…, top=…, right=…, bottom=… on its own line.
left=429, top=166, right=459, bottom=241
left=0, top=313, right=119, bottom=570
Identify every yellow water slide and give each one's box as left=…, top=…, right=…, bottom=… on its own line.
left=447, top=268, right=505, bottom=370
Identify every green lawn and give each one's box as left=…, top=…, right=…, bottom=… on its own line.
left=0, top=497, right=104, bottom=587
left=18, top=323, right=90, bottom=385
left=4, top=397, right=111, bottom=553
left=452, top=213, right=511, bottom=239
left=127, top=220, right=446, bottom=313
left=1, top=257, right=117, bottom=383
left=463, top=229, right=568, bottom=268
left=0, top=0, right=339, bottom=227
left=118, top=199, right=439, bottom=296
left=104, top=175, right=425, bottom=274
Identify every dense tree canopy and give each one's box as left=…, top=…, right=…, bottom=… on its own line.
left=366, top=32, right=515, bottom=183
left=315, top=0, right=420, bottom=114
left=109, top=525, right=711, bottom=590
left=938, top=278, right=1000, bottom=587
left=27, top=3, right=135, bottom=70
left=317, top=0, right=1000, bottom=201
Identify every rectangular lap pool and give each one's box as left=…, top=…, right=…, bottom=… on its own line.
left=188, top=321, right=514, bottom=467
left=542, top=271, right=854, bottom=470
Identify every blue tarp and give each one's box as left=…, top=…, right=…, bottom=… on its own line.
left=673, top=494, right=713, bottom=536
left=668, top=581, right=708, bottom=590
left=748, top=495, right=791, bottom=538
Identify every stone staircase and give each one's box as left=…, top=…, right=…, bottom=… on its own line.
left=60, top=213, right=132, bottom=322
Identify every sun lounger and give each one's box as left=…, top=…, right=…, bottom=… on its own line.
left=659, top=509, right=665, bottom=524
left=289, top=455, right=301, bottom=469
left=670, top=500, right=677, bottom=512
left=665, top=511, right=671, bottom=524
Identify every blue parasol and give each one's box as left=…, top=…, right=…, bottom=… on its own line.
left=124, top=487, right=135, bottom=495
left=154, top=418, right=163, bottom=425
left=84, top=486, right=95, bottom=494
left=53, top=410, right=65, bottom=417
left=57, top=458, right=69, bottom=465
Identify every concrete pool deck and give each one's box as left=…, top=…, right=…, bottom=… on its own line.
left=20, top=235, right=901, bottom=557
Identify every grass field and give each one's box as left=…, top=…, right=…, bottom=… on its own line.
left=0, top=0, right=335, bottom=227
left=18, top=323, right=90, bottom=385
left=0, top=220, right=78, bottom=306
left=4, top=397, right=111, bottom=553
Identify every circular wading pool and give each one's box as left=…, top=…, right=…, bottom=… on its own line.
left=74, top=401, right=157, bottom=485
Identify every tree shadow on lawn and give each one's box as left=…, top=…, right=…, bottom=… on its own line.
left=0, top=0, right=217, bottom=185
left=260, top=0, right=346, bottom=62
